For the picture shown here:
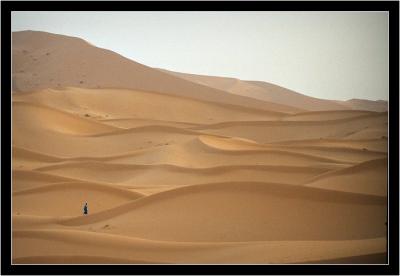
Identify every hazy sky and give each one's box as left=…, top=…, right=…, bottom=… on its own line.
left=12, top=11, right=388, bottom=101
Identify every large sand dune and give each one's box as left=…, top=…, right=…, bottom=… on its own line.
left=12, top=31, right=301, bottom=114
left=12, top=31, right=387, bottom=264
left=59, top=181, right=386, bottom=242
left=13, top=229, right=386, bottom=264
left=161, top=69, right=387, bottom=112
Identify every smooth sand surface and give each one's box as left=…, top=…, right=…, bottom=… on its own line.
left=12, top=31, right=301, bottom=114
left=12, top=31, right=388, bottom=264
left=161, top=69, right=387, bottom=112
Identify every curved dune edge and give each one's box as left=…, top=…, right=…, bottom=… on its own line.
left=13, top=145, right=154, bottom=164
left=267, top=137, right=388, bottom=154
left=304, top=158, right=387, bottom=196
left=162, top=69, right=386, bottom=112
left=12, top=181, right=144, bottom=217
left=13, top=102, right=203, bottom=138
left=187, top=114, right=387, bottom=144
left=191, top=112, right=387, bottom=130
left=196, top=134, right=261, bottom=150
left=15, top=136, right=385, bottom=175
left=344, top=128, right=387, bottom=140
left=282, top=109, right=378, bottom=120
left=34, top=161, right=333, bottom=174
left=30, top=162, right=335, bottom=188
left=29, top=162, right=334, bottom=189
left=13, top=146, right=62, bottom=162
left=13, top=215, right=72, bottom=231
left=305, top=158, right=387, bottom=184
left=272, top=145, right=387, bottom=155
left=268, top=137, right=387, bottom=144
left=267, top=137, right=387, bottom=149
left=13, top=181, right=144, bottom=199
left=13, top=169, right=75, bottom=182
left=12, top=169, right=134, bottom=191
left=59, top=181, right=386, bottom=227
left=14, top=135, right=359, bottom=167
left=13, top=229, right=386, bottom=264
left=13, top=101, right=120, bottom=135
left=195, top=136, right=387, bottom=163
left=88, top=124, right=201, bottom=137
left=196, top=135, right=356, bottom=164
left=98, top=117, right=204, bottom=128
left=13, top=87, right=291, bottom=124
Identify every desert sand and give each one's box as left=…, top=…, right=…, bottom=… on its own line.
left=12, top=31, right=388, bottom=264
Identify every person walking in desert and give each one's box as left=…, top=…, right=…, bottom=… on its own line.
left=83, top=202, right=88, bottom=215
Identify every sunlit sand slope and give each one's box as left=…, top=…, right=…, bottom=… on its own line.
left=161, top=69, right=387, bottom=112
left=13, top=229, right=386, bottom=264
left=12, top=31, right=300, bottom=114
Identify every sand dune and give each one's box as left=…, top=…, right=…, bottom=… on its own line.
left=13, top=215, right=66, bottom=231
left=13, top=87, right=286, bottom=124
left=13, top=146, right=63, bottom=170
left=160, top=69, right=347, bottom=111
left=98, top=118, right=202, bottom=129
left=13, top=101, right=117, bottom=135
left=282, top=110, right=377, bottom=121
left=12, top=229, right=386, bottom=264
left=305, top=158, right=387, bottom=196
left=161, top=69, right=387, bottom=112
left=13, top=121, right=197, bottom=158
left=59, top=181, right=385, bottom=242
left=34, top=160, right=333, bottom=188
left=191, top=113, right=387, bottom=143
left=196, top=135, right=386, bottom=163
left=341, top=99, right=388, bottom=112
left=12, top=31, right=301, bottom=114
left=344, top=127, right=388, bottom=140
left=271, top=137, right=388, bottom=153
left=12, top=30, right=387, bottom=264
left=12, top=169, right=77, bottom=191
left=13, top=181, right=143, bottom=216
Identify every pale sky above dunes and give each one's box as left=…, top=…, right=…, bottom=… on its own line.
left=11, top=11, right=388, bottom=101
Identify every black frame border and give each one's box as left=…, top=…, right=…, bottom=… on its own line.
left=1, top=1, right=399, bottom=275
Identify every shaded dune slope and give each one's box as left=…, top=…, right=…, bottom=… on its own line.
left=12, top=229, right=386, bottom=264
left=161, top=69, right=387, bottom=112
left=13, top=181, right=143, bottom=216
left=305, top=158, right=387, bottom=196
left=191, top=113, right=387, bottom=143
left=13, top=87, right=286, bottom=123
left=60, top=182, right=386, bottom=242
left=12, top=31, right=300, bottom=114
left=34, top=161, right=331, bottom=187
left=160, top=69, right=347, bottom=111
left=13, top=101, right=118, bottom=135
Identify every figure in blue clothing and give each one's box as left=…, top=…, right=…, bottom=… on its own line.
left=83, top=202, right=88, bottom=215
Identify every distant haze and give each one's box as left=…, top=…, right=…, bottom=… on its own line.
left=11, top=11, right=388, bottom=101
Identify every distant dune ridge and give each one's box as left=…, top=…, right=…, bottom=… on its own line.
left=13, top=30, right=387, bottom=113
left=12, top=30, right=388, bottom=264
left=159, top=69, right=388, bottom=112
